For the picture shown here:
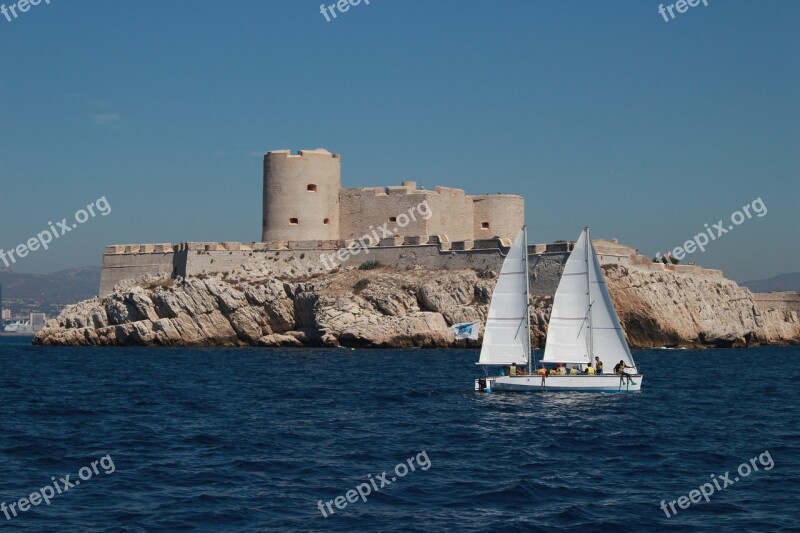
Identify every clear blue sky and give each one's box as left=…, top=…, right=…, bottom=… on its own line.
left=0, top=0, right=797, bottom=281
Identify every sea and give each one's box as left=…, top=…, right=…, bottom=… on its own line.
left=0, top=336, right=797, bottom=532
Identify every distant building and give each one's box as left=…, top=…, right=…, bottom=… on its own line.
left=1, top=309, right=9, bottom=320
left=4, top=320, right=32, bottom=333
left=30, top=313, right=47, bottom=332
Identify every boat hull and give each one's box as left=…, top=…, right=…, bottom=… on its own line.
left=475, top=374, right=643, bottom=393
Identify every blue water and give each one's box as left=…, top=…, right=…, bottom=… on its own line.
left=0, top=337, right=798, bottom=532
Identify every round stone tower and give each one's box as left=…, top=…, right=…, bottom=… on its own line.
left=471, top=194, right=525, bottom=240
left=262, top=149, right=341, bottom=242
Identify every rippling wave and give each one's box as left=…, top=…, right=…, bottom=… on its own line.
left=0, top=337, right=797, bottom=531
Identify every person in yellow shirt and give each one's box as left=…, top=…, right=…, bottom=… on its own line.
left=585, top=365, right=595, bottom=375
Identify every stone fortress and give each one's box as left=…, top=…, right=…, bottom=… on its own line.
left=99, top=148, right=725, bottom=297
left=261, top=149, right=524, bottom=244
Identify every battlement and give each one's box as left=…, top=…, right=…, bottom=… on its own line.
left=104, top=243, right=177, bottom=254
left=265, top=148, right=340, bottom=160
left=341, top=184, right=467, bottom=198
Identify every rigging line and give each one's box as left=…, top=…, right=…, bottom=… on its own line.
left=575, top=300, right=594, bottom=338
left=513, top=314, right=526, bottom=340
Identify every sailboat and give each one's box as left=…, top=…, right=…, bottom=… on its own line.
left=474, top=226, right=643, bottom=392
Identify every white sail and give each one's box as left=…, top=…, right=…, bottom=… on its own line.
left=542, top=228, right=637, bottom=370
left=542, top=231, right=592, bottom=364
left=477, top=229, right=530, bottom=365
left=587, top=237, right=637, bottom=372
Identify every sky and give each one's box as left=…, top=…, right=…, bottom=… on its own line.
left=0, top=0, right=797, bottom=282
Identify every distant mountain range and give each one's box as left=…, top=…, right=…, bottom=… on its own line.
left=0, top=267, right=101, bottom=317
left=740, top=273, right=800, bottom=293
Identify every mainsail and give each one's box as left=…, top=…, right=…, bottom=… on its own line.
left=477, top=229, right=530, bottom=365
left=587, top=233, right=636, bottom=371
left=542, top=228, right=637, bottom=371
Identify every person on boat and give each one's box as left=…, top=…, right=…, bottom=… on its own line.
left=569, top=366, right=579, bottom=375
left=614, top=360, right=635, bottom=384
left=537, top=365, right=547, bottom=376
left=555, top=364, right=566, bottom=375
left=595, top=357, right=603, bottom=374
left=584, top=364, right=595, bottom=375
left=510, top=362, right=518, bottom=376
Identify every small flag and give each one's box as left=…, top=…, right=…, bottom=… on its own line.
left=452, top=321, right=480, bottom=340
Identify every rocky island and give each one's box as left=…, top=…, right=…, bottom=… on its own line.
left=33, top=149, right=800, bottom=349
left=33, top=250, right=800, bottom=349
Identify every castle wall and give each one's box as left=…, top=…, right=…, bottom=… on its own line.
left=99, top=239, right=574, bottom=297
left=751, top=292, right=800, bottom=314
left=529, top=253, right=569, bottom=296
left=181, top=243, right=509, bottom=278
left=471, top=195, right=525, bottom=240
left=99, top=244, right=177, bottom=296
left=98, top=237, right=730, bottom=301
left=424, top=187, right=474, bottom=242
left=339, top=184, right=431, bottom=242
left=339, top=184, right=476, bottom=243
left=262, top=149, right=341, bottom=242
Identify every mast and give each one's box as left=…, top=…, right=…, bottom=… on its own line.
left=523, top=225, right=532, bottom=369
left=585, top=226, right=594, bottom=361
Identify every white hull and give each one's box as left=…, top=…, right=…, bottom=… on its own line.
left=475, top=374, right=643, bottom=393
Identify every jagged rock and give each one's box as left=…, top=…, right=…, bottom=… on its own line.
left=256, top=333, right=303, bottom=347
left=360, top=276, right=418, bottom=316
left=602, top=265, right=761, bottom=348
left=229, top=306, right=271, bottom=342
left=32, top=263, right=800, bottom=349
left=442, top=305, right=485, bottom=326
left=293, top=291, right=319, bottom=329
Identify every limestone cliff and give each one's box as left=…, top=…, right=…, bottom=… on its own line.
left=33, top=262, right=800, bottom=349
